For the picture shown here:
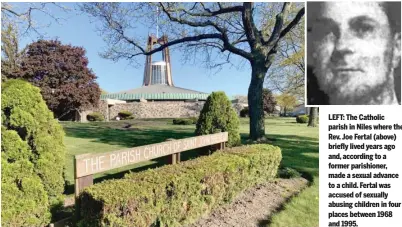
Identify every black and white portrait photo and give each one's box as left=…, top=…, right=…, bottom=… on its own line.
left=307, top=2, right=401, bottom=105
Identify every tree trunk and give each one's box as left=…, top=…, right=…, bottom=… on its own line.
left=308, top=107, right=318, bottom=127
left=248, top=64, right=267, bottom=140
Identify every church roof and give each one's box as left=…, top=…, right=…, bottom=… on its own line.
left=101, top=84, right=209, bottom=101
left=117, top=84, right=207, bottom=94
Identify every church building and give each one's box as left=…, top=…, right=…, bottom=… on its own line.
left=88, top=35, right=208, bottom=121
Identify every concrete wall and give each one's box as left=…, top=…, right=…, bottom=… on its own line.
left=78, top=100, right=109, bottom=122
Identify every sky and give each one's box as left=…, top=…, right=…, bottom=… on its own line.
left=14, top=2, right=254, bottom=99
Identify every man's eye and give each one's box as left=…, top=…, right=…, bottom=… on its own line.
left=312, top=23, right=337, bottom=39
left=353, top=24, right=375, bottom=37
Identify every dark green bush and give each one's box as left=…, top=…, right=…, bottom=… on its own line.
left=278, top=167, right=301, bottom=179
left=1, top=79, right=66, bottom=226
left=77, top=144, right=281, bottom=226
left=173, top=118, right=194, bottom=125
left=240, top=107, right=249, bottom=117
left=195, top=91, right=240, bottom=147
left=189, top=116, right=198, bottom=124
left=118, top=110, right=134, bottom=120
left=296, top=114, right=309, bottom=123
left=87, top=112, right=104, bottom=121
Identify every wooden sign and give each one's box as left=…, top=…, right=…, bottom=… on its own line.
left=75, top=132, right=228, bottom=178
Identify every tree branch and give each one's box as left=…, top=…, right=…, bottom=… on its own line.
left=159, top=3, right=252, bottom=60
left=2, top=2, right=70, bottom=37
left=176, top=3, right=243, bottom=17
left=241, top=2, right=260, bottom=49
left=264, top=3, right=305, bottom=68
left=160, top=3, right=224, bottom=33
left=265, top=2, right=290, bottom=46
left=144, top=33, right=222, bottom=55
left=279, top=7, right=305, bottom=39
left=1, top=6, right=22, bottom=17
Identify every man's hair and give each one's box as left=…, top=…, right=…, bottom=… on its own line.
left=380, top=2, right=401, bottom=34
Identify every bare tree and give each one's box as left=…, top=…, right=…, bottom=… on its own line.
left=1, top=2, right=70, bottom=37
left=81, top=2, right=305, bottom=140
left=264, top=3, right=305, bottom=102
left=1, top=23, right=24, bottom=81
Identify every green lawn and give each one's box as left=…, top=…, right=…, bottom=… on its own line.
left=256, top=118, right=319, bottom=227
left=62, top=119, right=201, bottom=194
left=62, top=117, right=318, bottom=226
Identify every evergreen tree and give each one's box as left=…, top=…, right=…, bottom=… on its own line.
left=2, top=79, right=66, bottom=226
left=195, top=91, right=241, bottom=147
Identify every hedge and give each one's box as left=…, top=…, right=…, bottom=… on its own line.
left=1, top=79, right=66, bottom=226
left=77, top=144, right=281, bottom=226
left=278, top=167, right=301, bottom=179
left=87, top=112, right=104, bottom=121
left=118, top=111, right=134, bottom=120
left=189, top=116, right=198, bottom=124
left=296, top=114, right=309, bottom=123
left=195, top=91, right=241, bottom=147
left=240, top=107, right=249, bottom=117
left=172, top=118, right=194, bottom=125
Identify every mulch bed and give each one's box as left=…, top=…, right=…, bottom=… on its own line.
left=186, top=177, right=308, bottom=227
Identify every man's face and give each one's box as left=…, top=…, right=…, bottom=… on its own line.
left=309, top=2, right=396, bottom=104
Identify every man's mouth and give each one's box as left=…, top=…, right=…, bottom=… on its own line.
left=333, top=67, right=364, bottom=73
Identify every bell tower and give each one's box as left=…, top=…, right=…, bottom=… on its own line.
left=142, top=35, right=174, bottom=86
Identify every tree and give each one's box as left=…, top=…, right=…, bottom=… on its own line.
left=14, top=40, right=101, bottom=119
left=262, top=88, right=277, bottom=114
left=276, top=93, right=297, bottom=116
left=81, top=2, right=305, bottom=140
left=195, top=91, right=241, bottom=147
left=1, top=2, right=70, bottom=81
left=2, top=79, right=66, bottom=226
left=1, top=2, right=67, bottom=80
left=1, top=23, right=23, bottom=81
left=1, top=2, right=69, bottom=37
left=264, top=3, right=305, bottom=102
left=308, top=107, right=318, bottom=127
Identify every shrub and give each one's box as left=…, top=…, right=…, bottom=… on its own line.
left=263, top=88, right=277, bottom=114
left=1, top=79, right=66, bottom=226
left=189, top=116, right=198, bottom=124
left=87, top=112, right=104, bottom=121
left=195, top=92, right=240, bottom=147
left=77, top=144, right=281, bottom=226
left=278, top=167, right=301, bottom=179
left=240, top=107, right=249, bottom=117
left=118, top=110, right=134, bottom=120
left=173, top=118, right=194, bottom=125
left=296, top=114, right=309, bottom=123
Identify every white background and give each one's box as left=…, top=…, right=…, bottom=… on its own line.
left=320, top=106, right=402, bottom=227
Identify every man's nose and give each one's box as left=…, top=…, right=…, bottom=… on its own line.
left=331, top=31, right=354, bottom=62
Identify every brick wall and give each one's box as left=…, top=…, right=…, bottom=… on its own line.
left=90, top=101, right=205, bottom=120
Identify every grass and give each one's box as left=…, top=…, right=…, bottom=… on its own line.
left=61, top=119, right=200, bottom=194
left=268, top=180, right=319, bottom=227
left=259, top=118, right=319, bottom=227
left=61, top=117, right=318, bottom=226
